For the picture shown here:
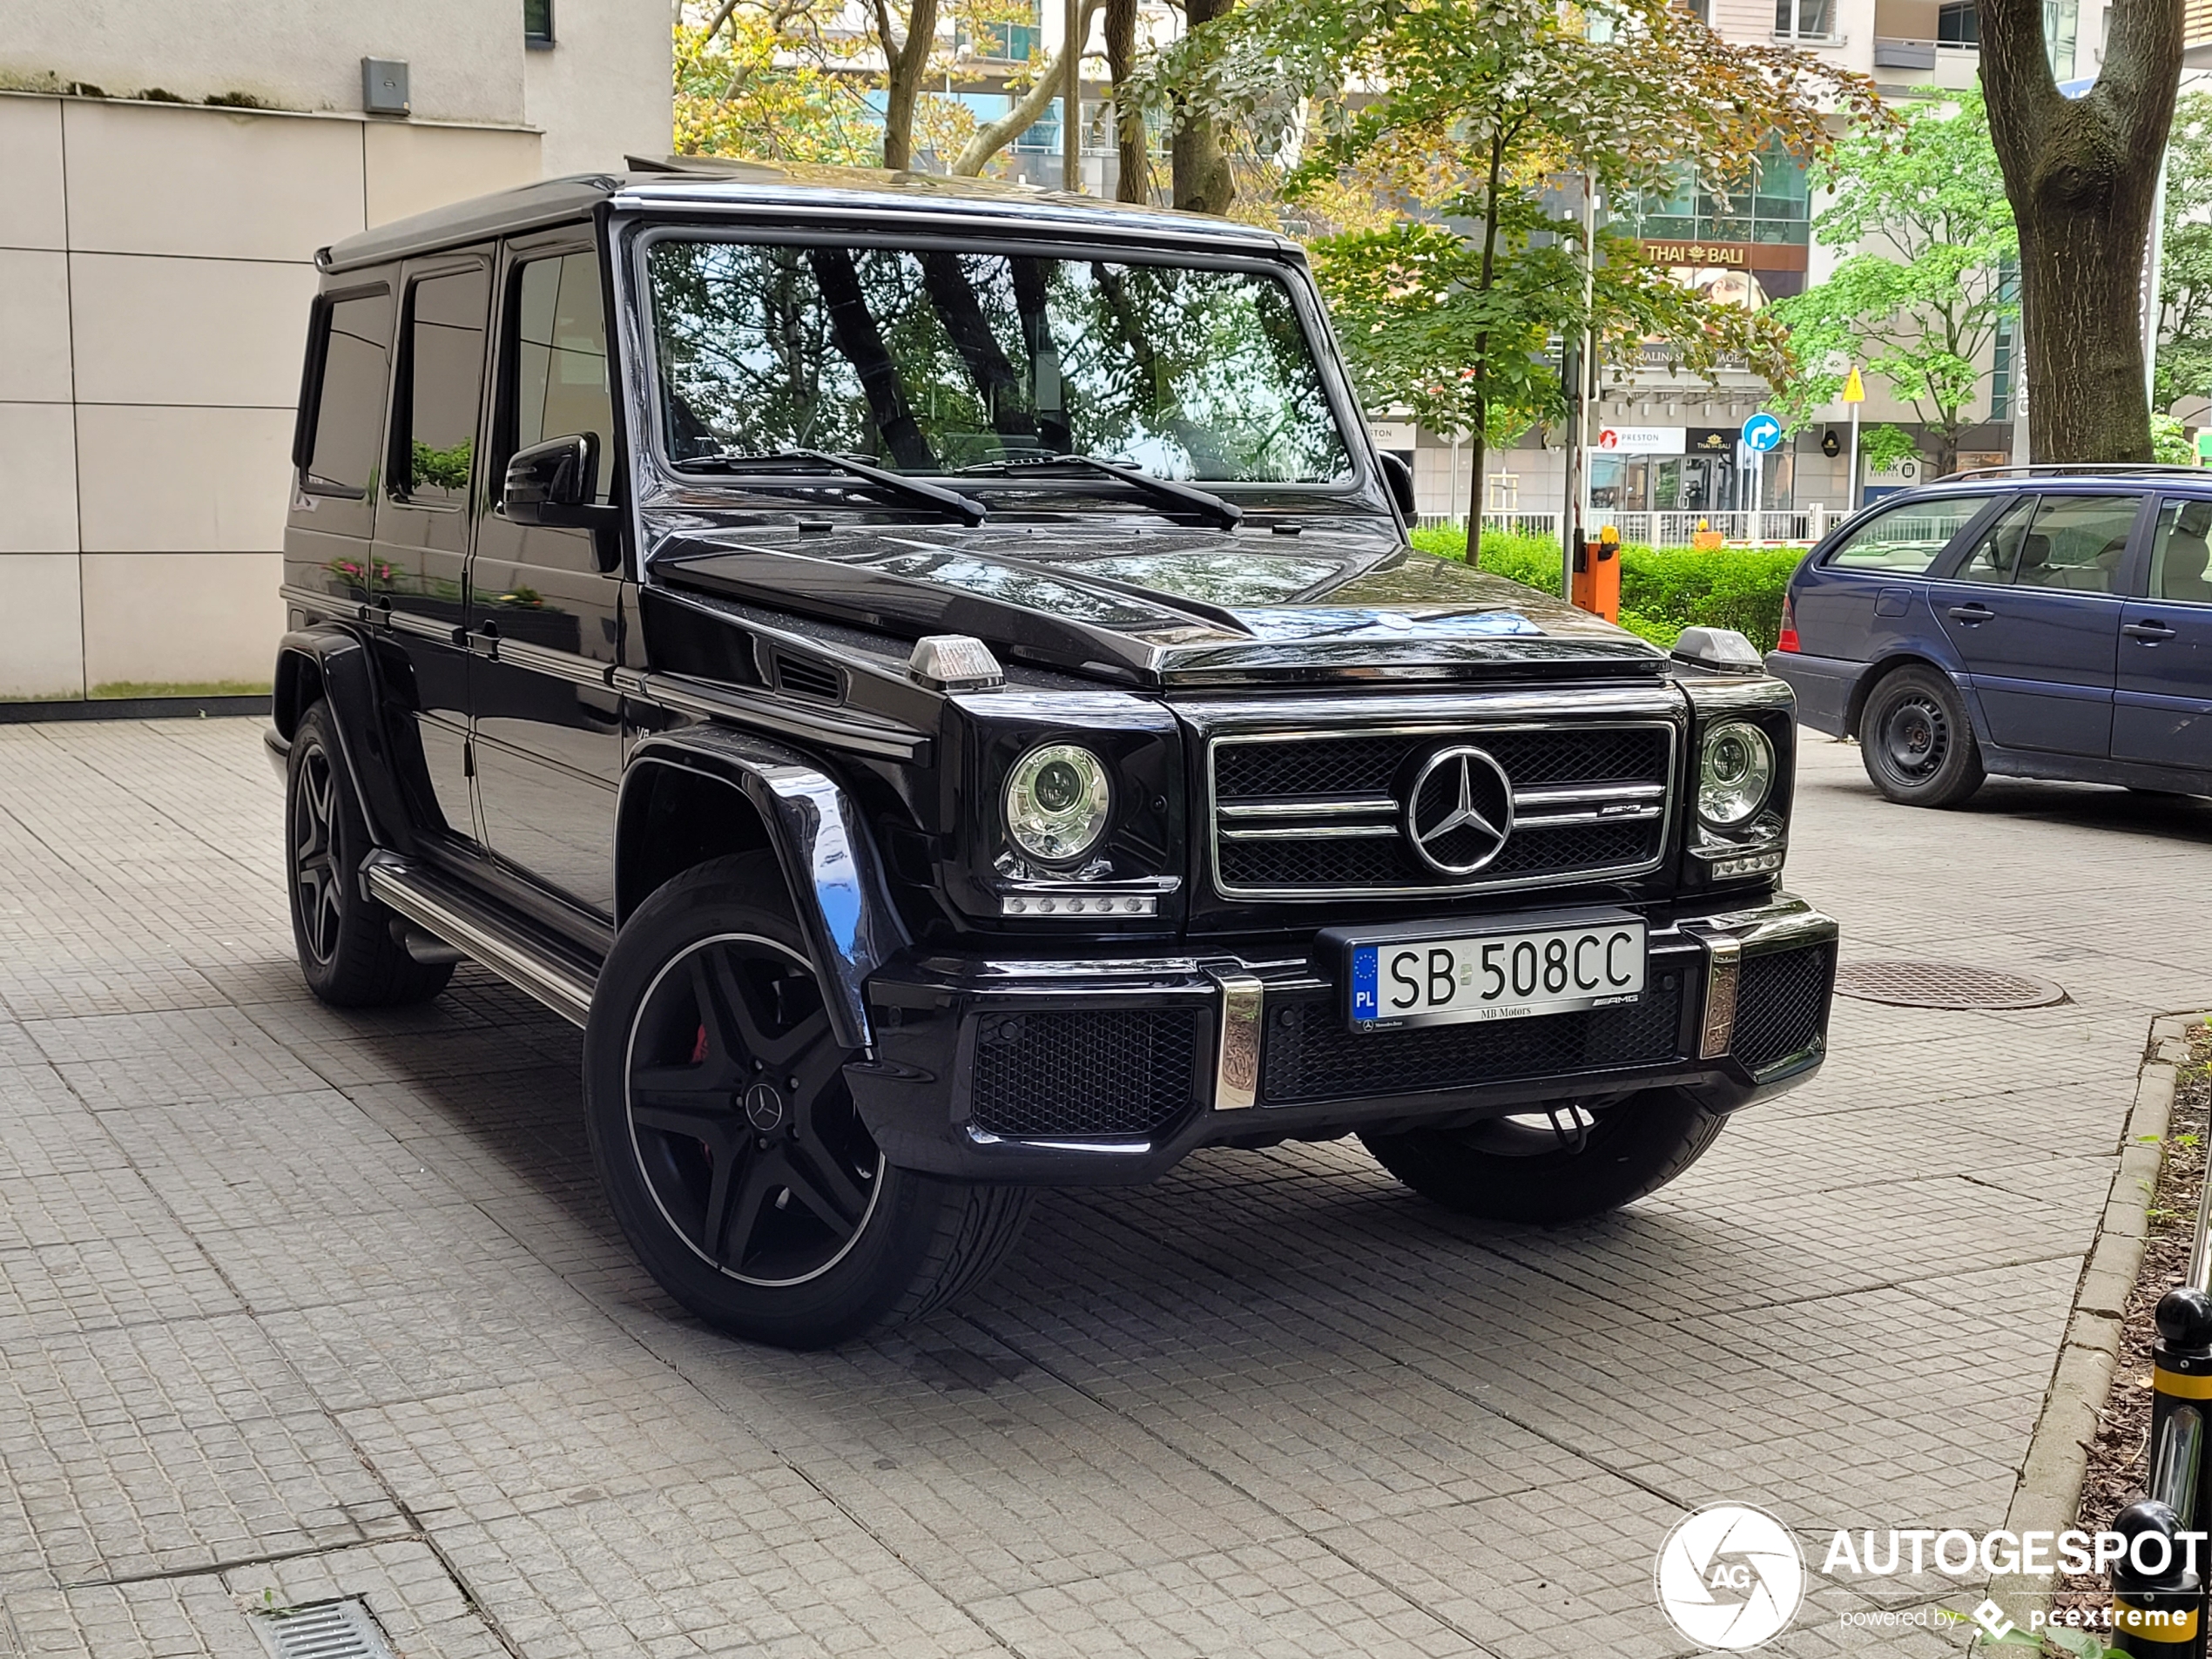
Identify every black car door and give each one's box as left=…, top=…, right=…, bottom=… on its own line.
left=370, top=253, right=494, bottom=846
left=466, top=232, right=626, bottom=919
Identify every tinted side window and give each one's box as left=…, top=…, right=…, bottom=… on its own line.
left=2151, top=497, right=2212, bottom=603
left=302, top=291, right=393, bottom=497
left=395, top=268, right=489, bottom=508
left=2015, top=495, right=2138, bottom=594
left=1824, top=495, right=1984, bottom=572
left=511, top=250, right=613, bottom=502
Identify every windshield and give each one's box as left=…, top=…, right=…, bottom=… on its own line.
left=644, top=239, right=1354, bottom=484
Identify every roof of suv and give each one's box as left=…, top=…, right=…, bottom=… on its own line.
left=1884, top=465, right=2212, bottom=502
left=318, top=158, right=1299, bottom=275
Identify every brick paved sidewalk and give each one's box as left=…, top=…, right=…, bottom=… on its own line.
left=1, top=718, right=2204, bottom=1658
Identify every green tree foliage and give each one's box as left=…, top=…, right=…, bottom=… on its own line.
left=2155, top=91, right=2212, bottom=413
left=1770, top=90, right=2017, bottom=478
left=1130, top=0, right=1876, bottom=531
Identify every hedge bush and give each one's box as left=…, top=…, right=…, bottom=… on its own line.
left=1407, top=527, right=1803, bottom=653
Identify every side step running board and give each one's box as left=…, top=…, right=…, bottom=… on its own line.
left=361, top=852, right=598, bottom=1027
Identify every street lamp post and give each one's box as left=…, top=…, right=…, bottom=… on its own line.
left=1062, top=0, right=1082, bottom=192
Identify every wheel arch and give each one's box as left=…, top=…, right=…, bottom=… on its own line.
left=617, top=729, right=911, bottom=1051
left=273, top=627, right=417, bottom=855
left=1845, top=651, right=1976, bottom=741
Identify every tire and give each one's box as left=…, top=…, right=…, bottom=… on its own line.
left=1857, top=664, right=1986, bottom=807
left=1359, top=1088, right=1727, bottom=1225
left=286, top=702, right=454, bottom=1008
left=583, top=853, right=1033, bottom=1349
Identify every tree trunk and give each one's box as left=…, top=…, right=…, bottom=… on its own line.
left=1978, top=0, right=2181, bottom=460
left=951, top=3, right=1100, bottom=178
left=1463, top=132, right=1507, bottom=563
left=876, top=0, right=941, bottom=172
left=1104, top=0, right=1149, bottom=202
left=1170, top=0, right=1234, bottom=213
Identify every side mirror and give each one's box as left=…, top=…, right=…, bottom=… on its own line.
left=1378, top=450, right=1416, bottom=518
left=504, top=433, right=597, bottom=526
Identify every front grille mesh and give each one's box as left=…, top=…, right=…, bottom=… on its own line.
left=1731, top=944, right=1835, bottom=1072
left=969, top=1008, right=1203, bottom=1139
left=1212, top=724, right=1673, bottom=897
left=1260, top=974, right=1685, bottom=1104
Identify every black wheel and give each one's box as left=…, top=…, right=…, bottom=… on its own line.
left=583, top=854, right=1032, bottom=1349
left=1858, top=664, right=1985, bottom=807
left=286, top=702, right=453, bottom=1007
left=1359, top=1088, right=1727, bottom=1225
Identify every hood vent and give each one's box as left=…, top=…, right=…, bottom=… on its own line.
left=771, top=651, right=845, bottom=704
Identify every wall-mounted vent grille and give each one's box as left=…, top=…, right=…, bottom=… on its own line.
left=250, top=1598, right=397, bottom=1659
left=772, top=652, right=845, bottom=704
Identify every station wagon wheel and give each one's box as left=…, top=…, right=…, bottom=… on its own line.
left=290, top=741, right=344, bottom=966
left=583, top=853, right=1033, bottom=1349
left=1857, top=664, right=1986, bottom=808
left=624, top=934, right=884, bottom=1286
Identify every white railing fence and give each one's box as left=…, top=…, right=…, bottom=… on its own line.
left=1413, top=508, right=1835, bottom=548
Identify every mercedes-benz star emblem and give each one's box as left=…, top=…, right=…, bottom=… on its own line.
left=1402, top=745, right=1514, bottom=875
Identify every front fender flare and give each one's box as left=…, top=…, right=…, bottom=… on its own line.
left=273, top=627, right=417, bottom=857
left=620, top=730, right=910, bottom=1053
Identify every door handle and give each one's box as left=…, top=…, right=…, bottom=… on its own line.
left=2123, top=620, right=2177, bottom=642
left=1947, top=603, right=1995, bottom=624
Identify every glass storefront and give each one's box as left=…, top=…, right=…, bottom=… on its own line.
left=1622, top=138, right=1811, bottom=246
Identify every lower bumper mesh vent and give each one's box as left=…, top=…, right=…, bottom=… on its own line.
left=969, top=1008, right=1204, bottom=1139
left=1731, top=943, right=1835, bottom=1073
left=1261, top=975, right=1685, bottom=1105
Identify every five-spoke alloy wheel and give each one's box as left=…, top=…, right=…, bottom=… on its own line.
left=584, top=854, right=1032, bottom=1348
left=284, top=702, right=454, bottom=1007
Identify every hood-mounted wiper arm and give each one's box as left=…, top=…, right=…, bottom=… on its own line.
left=959, top=453, right=1243, bottom=531
left=691, top=448, right=989, bottom=526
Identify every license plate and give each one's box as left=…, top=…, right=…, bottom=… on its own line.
left=1347, top=918, right=1646, bottom=1031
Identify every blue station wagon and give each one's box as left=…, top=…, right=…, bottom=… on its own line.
left=1767, top=465, right=2212, bottom=806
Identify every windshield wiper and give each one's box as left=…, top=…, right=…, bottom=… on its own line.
left=689, top=448, right=988, bottom=526
left=956, top=453, right=1243, bottom=531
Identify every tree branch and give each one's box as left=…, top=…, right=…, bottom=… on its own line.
left=951, top=0, right=1103, bottom=175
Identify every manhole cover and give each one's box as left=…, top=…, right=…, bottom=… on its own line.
left=1833, top=960, right=2066, bottom=1010
left=250, top=1599, right=396, bottom=1659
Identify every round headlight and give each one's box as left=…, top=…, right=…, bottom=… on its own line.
left=1004, top=743, right=1111, bottom=865
left=1698, top=722, right=1776, bottom=826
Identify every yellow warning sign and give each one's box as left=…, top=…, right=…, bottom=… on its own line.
left=1841, top=366, right=1865, bottom=404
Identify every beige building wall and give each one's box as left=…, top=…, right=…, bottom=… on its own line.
left=0, top=3, right=668, bottom=702
left=0, top=93, right=546, bottom=699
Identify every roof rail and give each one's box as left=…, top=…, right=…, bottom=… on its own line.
left=1945, top=462, right=2209, bottom=481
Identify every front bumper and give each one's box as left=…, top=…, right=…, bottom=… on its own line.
left=848, top=892, right=1838, bottom=1184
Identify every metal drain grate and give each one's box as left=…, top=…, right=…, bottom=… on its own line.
left=249, top=1598, right=396, bottom=1659
left=1832, top=960, right=2066, bottom=1010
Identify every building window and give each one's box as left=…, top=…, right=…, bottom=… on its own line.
left=1623, top=138, right=1811, bottom=248
left=524, top=0, right=554, bottom=46
left=2043, top=0, right=2078, bottom=73
left=1774, top=0, right=1835, bottom=38
left=1938, top=1, right=1979, bottom=42
left=1679, top=0, right=1713, bottom=21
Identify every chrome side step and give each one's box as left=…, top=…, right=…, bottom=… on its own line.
left=360, top=852, right=597, bottom=1027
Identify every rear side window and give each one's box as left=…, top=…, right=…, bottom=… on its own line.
left=1823, top=495, right=1983, bottom=572
left=2150, top=497, right=2212, bottom=603
left=300, top=291, right=392, bottom=498
left=394, top=267, right=490, bottom=508
left=510, top=249, right=613, bottom=502
left=1954, top=493, right=2138, bottom=592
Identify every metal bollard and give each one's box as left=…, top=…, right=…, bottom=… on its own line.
left=2109, top=1500, right=2205, bottom=1656
left=2151, top=1286, right=2212, bottom=1541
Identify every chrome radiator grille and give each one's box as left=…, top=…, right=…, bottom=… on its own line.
left=1209, top=721, right=1676, bottom=899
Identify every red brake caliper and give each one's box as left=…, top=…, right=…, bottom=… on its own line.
left=691, top=1023, right=711, bottom=1159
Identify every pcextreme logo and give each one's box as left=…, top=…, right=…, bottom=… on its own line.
left=1654, top=1503, right=1807, bottom=1650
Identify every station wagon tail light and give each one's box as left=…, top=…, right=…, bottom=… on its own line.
left=1777, top=596, right=1799, bottom=654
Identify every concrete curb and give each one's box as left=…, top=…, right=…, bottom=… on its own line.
left=1988, top=1012, right=2204, bottom=1629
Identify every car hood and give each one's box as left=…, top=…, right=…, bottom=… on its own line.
left=644, top=515, right=1665, bottom=689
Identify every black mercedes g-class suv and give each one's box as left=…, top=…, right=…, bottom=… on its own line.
left=269, top=160, right=1838, bottom=1348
